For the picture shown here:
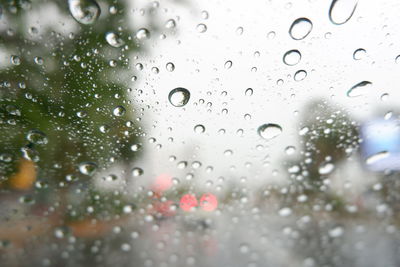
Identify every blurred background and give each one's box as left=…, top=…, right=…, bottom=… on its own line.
left=1, top=0, right=400, bottom=266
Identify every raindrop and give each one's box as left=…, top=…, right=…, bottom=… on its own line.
left=113, top=105, right=126, bottom=116
left=278, top=207, right=292, bottom=217
left=131, top=143, right=142, bottom=152
left=236, top=26, right=244, bottom=35
left=26, top=129, right=48, bottom=145
left=11, top=55, right=21, bottom=65
left=346, top=81, right=372, bottom=97
left=78, top=161, right=97, bottom=176
left=105, top=32, right=124, bottom=47
left=224, top=60, right=233, bottom=69
left=318, top=162, right=335, bottom=175
left=294, top=70, right=307, bottom=81
left=6, top=105, right=21, bottom=116
left=329, top=0, right=358, bottom=25
left=353, top=48, right=366, bottom=60
left=99, top=125, right=110, bottom=133
left=196, top=24, right=207, bottom=33
left=194, top=124, right=205, bottom=133
left=283, top=49, right=301, bottom=66
left=201, top=10, right=209, bottom=19
left=365, top=151, right=389, bottom=165
left=132, top=167, right=143, bottom=177
left=34, top=57, right=43, bottom=65
left=285, top=146, right=296, bottom=155
left=258, top=124, right=282, bottom=140
left=289, top=18, right=313, bottom=40
left=68, top=0, right=101, bottom=25
left=165, top=19, right=176, bottom=29
left=136, top=28, right=150, bottom=40
left=168, top=87, right=190, bottom=107
left=267, top=31, right=276, bottom=39
left=380, top=93, right=389, bottom=101
left=329, top=226, right=344, bottom=237
left=166, top=62, right=175, bottom=72
left=21, top=146, right=39, bottom=162
left=245, top=88, right=253, bottom=96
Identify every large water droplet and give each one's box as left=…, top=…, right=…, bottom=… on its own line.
left=347, top=81, right=372, bottom=97
left=26, top=129, right=48, bottom=145
left=318, top=162, right=335, bottom=175
left=166, top=62, right=175, bottom=72
left=11, top=55, right=21, bottom=65
left=165, top=19, right=176, bottom=29
left=245, top=88, right=253, bottom=96
left=113, top=105, right=126, bottom=116
left=283, top=49, right=301, bottom=66
left=168, top=87, right=190, bottom=107
left=136, top=28, right=150, bottom=40
left=196, top=24, right=207, bottom=33
left=329, top=0, right=358, bottom=25
left=21, top=146, right=39, bottom=162
left=194, top=124, right=206, bottom=133
left=289, top=18, right=313, bottom=40
left=105, top=32, right=124, bottom=47
left=79, top=161, right=97, bottom=176
left=258, top=124, right=282, bottom=140
left=365, top=151, right=389, bottom=165
left=353, top=48, right=366, bottom=60
left=68, top=0, right=101, bottom=25
left=294, top=70, right=307, bottom=81
left=132, top=167, right=144, bottom=177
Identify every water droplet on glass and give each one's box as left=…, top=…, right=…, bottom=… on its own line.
left=194, top=124, right=205, bottom=133
left=196, top=23, right=207, bottom=33
left=131, top=143, right=142, bottom=152
left=224, top=60, right=233, bottom=69
left=105, top=31, right=124, bottom=47
left=318, top=162, right=335, bottom=175
left=245, top=88, right=253, bottom=96
left=267, top=31, right=276, bottom=39
left=99, top=125, right=110, bottom=133
left=136, top=28, right=150, bottom=40
left=236, top=26, right=244, bottom=35
left=168, top=87, right=190, bottom=107
left=68, top=0, right=101, bottom=25
left=26, top=129, right=48, bottom=145
left=365, top=151, right=389, bottom=165
left=78, top=161, right=97, bottom=176
left=21, top=146, right=39, bottom=162
left=201, top=10, right=209, bottom=19
left=257, top=124, right=282, bottom=140
left=285, top=146, right=296, bottom=155
left=278, top=207, right=292, bottom=217
left=132, top=167, right=143, bottom=177
left=329, top=226, right=344, bottom=237
left=34, top=57, right=43, bottom=65
left=294, top=70, right=307, bottom=81
left=283, top=49, right=301, bottom=66
left=329, top=0, right=358, bottom=25
left=165, top=19, right=176, bottom=29
left=166, top=62, right=175, bottom=72
left=11, top=55, right=21, bottom=65
left=289, top=18, right=313, bottom=40
left=113, top=105, right=126, bottom=116
left=380, top=93, right=389, bottom=101
left=346, top=81, right=372, bottom=97
left=353, top=48, right=366, bottom=60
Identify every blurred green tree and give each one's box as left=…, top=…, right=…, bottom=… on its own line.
left=0, top=0, right=143, bottom=221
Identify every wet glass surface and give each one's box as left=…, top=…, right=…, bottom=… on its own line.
left=1, top=0, right=400, bottom=266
